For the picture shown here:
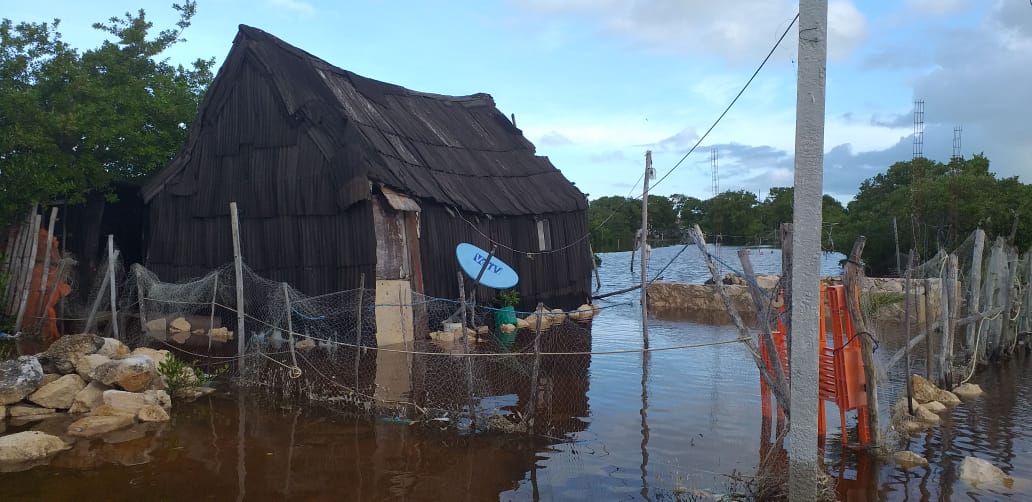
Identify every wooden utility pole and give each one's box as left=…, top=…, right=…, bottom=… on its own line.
left=640, top=151, right=653, bottom=349
left=789, top=0, right=828, bottom=498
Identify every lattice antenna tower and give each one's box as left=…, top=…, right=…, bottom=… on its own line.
left=913, top=100, right=925, bottom=159
left=952, top=125, right=963, bottom=161
left=710, top=147, right=719, bottom=198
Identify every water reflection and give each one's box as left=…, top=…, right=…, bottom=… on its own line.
left=2, top=245, right=1031, bottom=500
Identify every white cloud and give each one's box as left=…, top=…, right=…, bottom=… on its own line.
left=905, top=0, right=967, bottom=16
left=267, top=0, right=315, bottom=16
left=511, top=0, right=868, bottom=62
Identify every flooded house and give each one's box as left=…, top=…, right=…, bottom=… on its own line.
left=140, top=25, right=593, bottom=315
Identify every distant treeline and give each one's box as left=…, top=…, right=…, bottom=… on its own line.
left=588, top=155, right=1032, bottom=276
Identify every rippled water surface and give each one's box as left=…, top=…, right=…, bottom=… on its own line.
left=1, top=245, right=1029, bottom=500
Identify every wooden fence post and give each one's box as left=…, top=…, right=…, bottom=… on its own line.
left=231, top=202, right=246, bottom=364
left=904, top=250, right=914, bottom=415
left=965, top=228, right=985, bottom=359
left=354, top=273, right=365, bottom=389
left=107, top=235, right=119, bottom=340
left=842, top=237, right=882, bottom=449
left=208, top=274, right=219, bottom=352
left=527, top=302, right=544, bottom=435
left=283, top=283, right=297, bottom=371
left=35, top=207, right=58, bottom=320
left=457, top=272, right=475, bottom=430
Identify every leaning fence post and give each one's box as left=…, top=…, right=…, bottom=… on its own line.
left=527, top=302, right=544, bottom=435
left=354, top=273, right=365, bottom=390
left=842, top=237, right=882, bottom=449
left=107, top=235, right=120, bottom=340
left=208, top=273, right=219, bottom=352
left=965, top=229, right=985, bottom=359
left=457, top=271, right=476, bottom=431
left=904, top=250, right=914, bottom=415
left=923, top=277, right=933, bottom=378
left=84, top=257, right=112, bottom=334
left=35, top=207, right=58, bottom=320
left=231, top=202, right=246, bottom=366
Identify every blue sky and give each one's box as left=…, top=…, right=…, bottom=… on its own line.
left=7, top=0, right=1031, bottom=204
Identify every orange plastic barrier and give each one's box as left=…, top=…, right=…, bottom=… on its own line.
left=23, top=229, right=71, bottom=345
left=760, top=284, right=870, bottom=446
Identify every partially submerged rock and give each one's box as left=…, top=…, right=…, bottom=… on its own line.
left=953, top=383, right=984, bottom=399
left=0, top=356, right=44, bottom=405
left=960, top=456, right=1013, bottom=489
left=911, top=374, right=961, bottom=406
left=28, top=374, right=86, bottom=409
left=923, top=401, right=947, bottom=414
left=69, top=381, right=110, bottom=414
left=67, top=415, right=134, bottom=438
left=8, top=403, right=57, bottom=418
left=0, top=431, right=71, bottom=465
left=893, top=450, right=929, bottom=469
left=137, top=404, right=170, bottom=422
left=102, top=389, right=171, bottom=416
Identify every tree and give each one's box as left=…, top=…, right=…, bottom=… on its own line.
left=840, top=155, right=1031, bottom=275
left=0, top=2, right=213, bottom=226
left=702, top=190, right=764, bottom=246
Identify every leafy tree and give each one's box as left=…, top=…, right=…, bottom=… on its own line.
left=0, top=2, right=213, bottom=226
left=841, top=155, right=1031, bottom=275
left=702, top=190, right=764, bottom=245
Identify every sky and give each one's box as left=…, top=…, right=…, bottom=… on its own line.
left=6, top=0, right=1031, bottom=204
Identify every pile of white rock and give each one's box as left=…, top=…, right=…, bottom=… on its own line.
left=0, top=334, right=212, bottom=469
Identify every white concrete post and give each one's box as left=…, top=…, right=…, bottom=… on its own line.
left=789, top=0, right=828, bottom=498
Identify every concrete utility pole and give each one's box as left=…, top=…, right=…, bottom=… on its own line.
left=789, top=0, right=828, bottom=499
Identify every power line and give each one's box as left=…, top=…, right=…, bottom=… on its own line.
left=650, top=13, right=799, bottom=192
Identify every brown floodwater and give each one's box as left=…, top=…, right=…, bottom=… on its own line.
left=2, top=246, right=1030, bottom=500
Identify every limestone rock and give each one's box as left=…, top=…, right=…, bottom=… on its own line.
left=93, top=356, right=160, bottom=392
left=102, top=389, right=171, bottom=416
left=70, top=381, right=110, bottom=414
left=893, top=450, right=929, bottom=469
left=144, top=318, right=167, bottom=341
left=41, top=374, right=61, bottom=386
left=130, top=347, right=170, bottom=366
left=169, top=317, right=191, bottom=343
left=914, top=404, right=941, bottom=424
left=0, top=431, right=71, bottom=465
left=936, top=389, right=961, bottom=407
left=570, top=304, right=595, bottom=322
left=28, top=374, right=86, bottom=409
left=0, top=356, right=44, bottom=405
left=911, top=374, right=939, bottom=403
left=40, top=333, right=104, bottom=374
left=516, top=318, right=530, bottom=330
left=953, top=383, right=984, bottom=399
left=960, top=456, right=1013, bottom=488
left=90, top=404, right=137, bottom=418
left=475, top=326, right=489, bottom=336
left=209, top=327, right=233, bottom=342
left=67, top=415, right=134, bottom=438
left=924, top=401, right=947, bottom=414
left=8, top=403, right=57, bottom=418
left=175, top=386, right=215, bottom=401
left=74, top=353, right=110, bottom=382
left=905, top=420, right=932, bottom=435
left=137, top=404, right=170, bottom=422
left=296, top=337, right=317, bottom=351
left=97, top=337, right=130, bottom=360
left=0, top=404, right=6, bottom=419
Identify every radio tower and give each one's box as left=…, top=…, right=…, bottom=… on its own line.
left=952, top=126, right=962, bottom=160
left=710, top=147, right=719, bottom=197
left=913, top=100, right=925, bottom=159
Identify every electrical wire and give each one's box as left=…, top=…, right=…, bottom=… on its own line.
left=650, top=13, right=799, bottom=192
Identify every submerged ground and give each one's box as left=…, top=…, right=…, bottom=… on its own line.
left=2, top=245, right=1029, bottom=500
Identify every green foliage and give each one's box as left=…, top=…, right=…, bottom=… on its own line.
left=496, top=289, right=520, bottom=307
left=0, top=2, right=214, bottom=227
left=157, top=352, right=225, bottom=397
left=861, top=291, right=905, bottom=320
left=841, top=155, right=1032, bottom=275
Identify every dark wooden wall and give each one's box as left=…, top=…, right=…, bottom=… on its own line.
left=418, top=204, right=592, bottom=310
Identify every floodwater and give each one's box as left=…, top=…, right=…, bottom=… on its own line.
left=2, top=244, right=1031, bottom=500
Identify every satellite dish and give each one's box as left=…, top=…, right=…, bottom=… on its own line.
left=456, top=243, right=519, bottom=289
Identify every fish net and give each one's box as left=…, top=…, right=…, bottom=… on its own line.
left=69, top=257, right=601, bottom=436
